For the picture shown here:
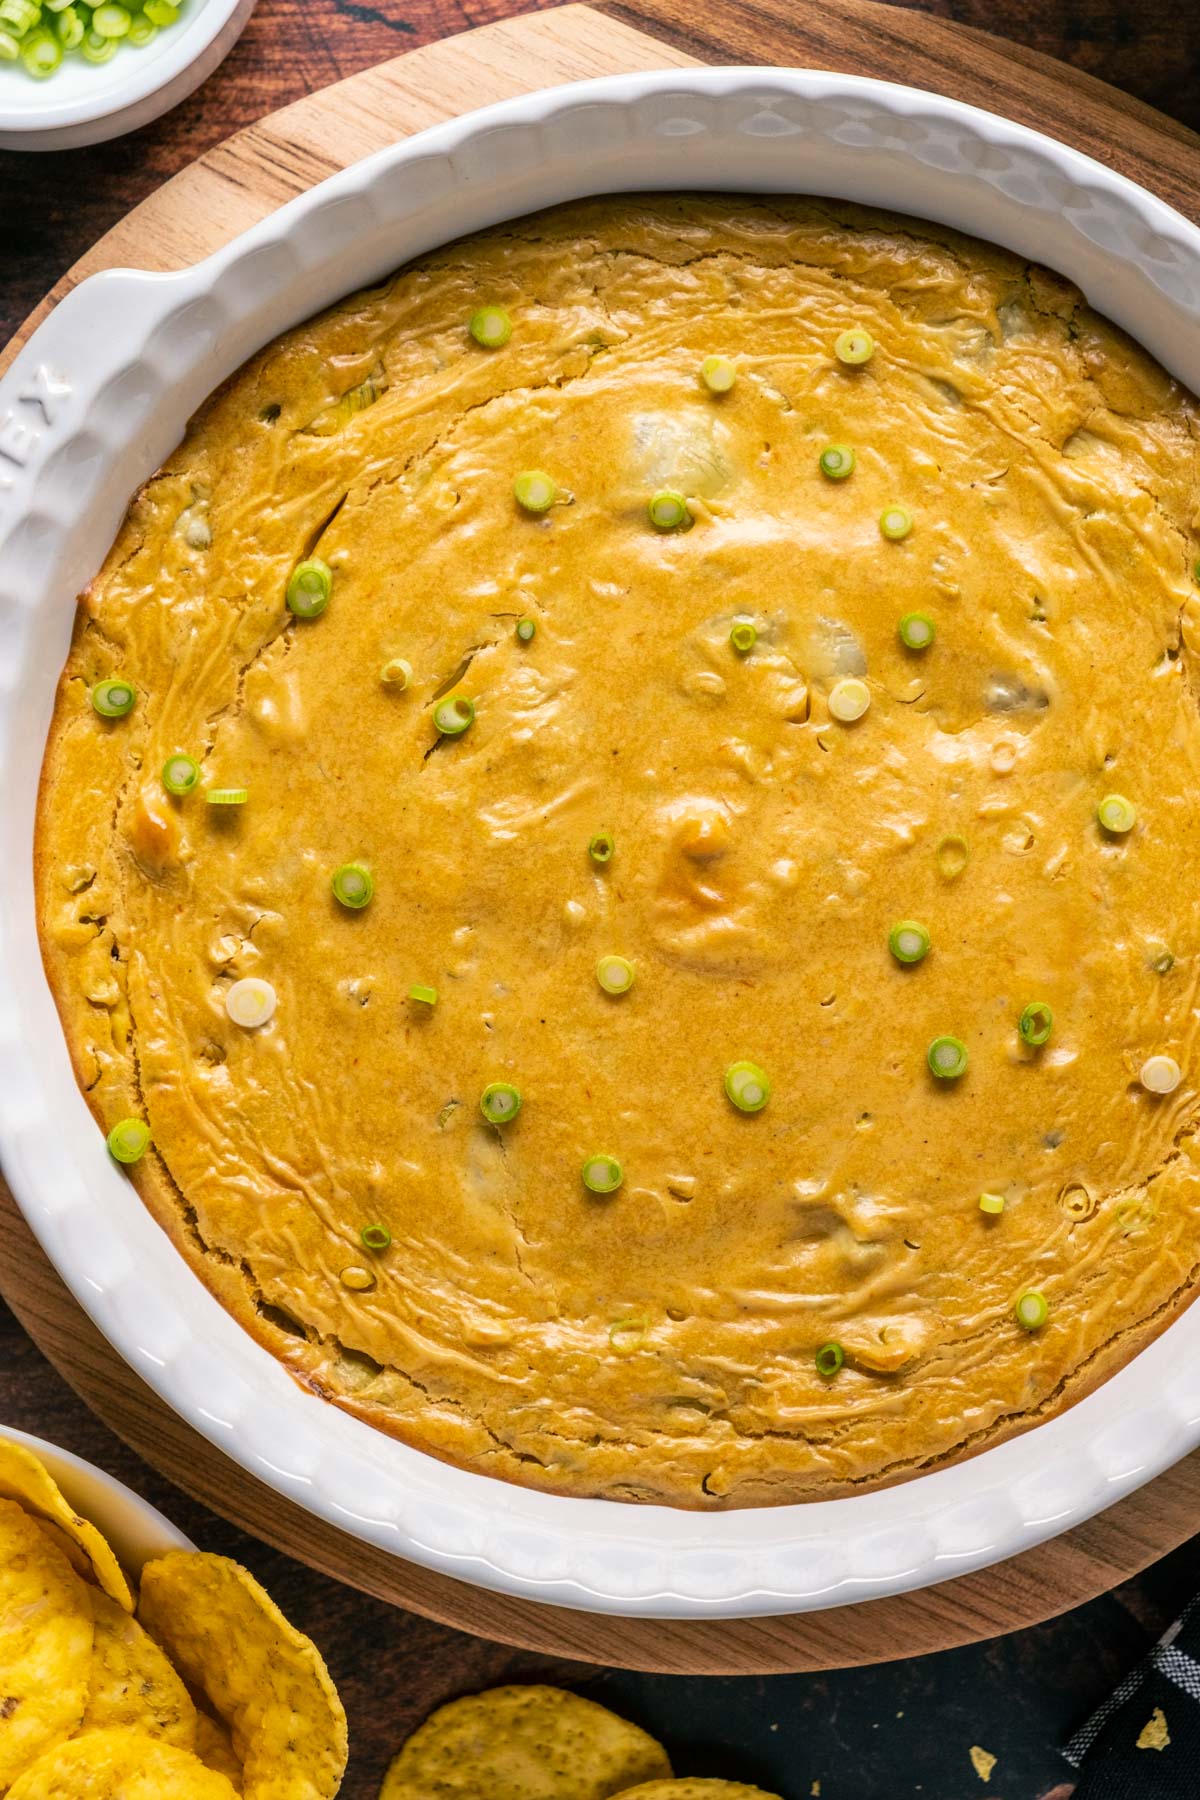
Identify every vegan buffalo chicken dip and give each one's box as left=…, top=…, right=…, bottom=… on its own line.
left=36, top=197, right=1200, bottom=1506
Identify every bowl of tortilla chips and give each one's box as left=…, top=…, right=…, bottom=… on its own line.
left=0, top=1427, right=348, bottom=1797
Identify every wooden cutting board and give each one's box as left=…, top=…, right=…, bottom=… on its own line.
left=5, top=0, right=1200, bottom=1674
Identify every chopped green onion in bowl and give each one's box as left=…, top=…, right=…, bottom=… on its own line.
left=433, top=694, right=474, bottom=737
left=286, top=557, right=332, bottom=619
left=80, top=26, right=115, bottom=59
left=331, top=862, right=374, bottom=910
left=582, top=1153, right=623, bottom=1194
left=898, top=611, right=936, bottom=651
left=91, top=678, right=136, bottom=719
left=725, top=1060, right=770, bottom=1113
left=161, top=753, right=199, bottom=796
left=0, top=0, right=161, bottom=70
left=480, top=1081, right=521, bottom=1125
left=469, top=305, right=512, bottom=349
left=834, top=328, right=874, bottom=366
left=107, top=1117, right=150, bottom=1164
left=819, top=444, right=855, bottom=481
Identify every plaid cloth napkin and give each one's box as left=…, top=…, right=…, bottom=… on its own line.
left=1064, top=1596, right=1200, bottom=1795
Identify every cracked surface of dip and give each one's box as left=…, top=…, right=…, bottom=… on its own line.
left=35, top=197, right=1200, bottom=1506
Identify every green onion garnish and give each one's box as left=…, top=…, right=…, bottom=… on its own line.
left=700, top=355, right=737, bottom=394
left=1150, top=946, right=1174, bottom=974
left=143, top=0, right=177, bottom=21
left=468, top=305, right=512, bottom=349
left=828, top=677, right=870, bottom=722
left=434, top=694, right=475, bottom=737
left=815, top=1342, right=845, bottom=1378
left=80, top=27, right=116, bottom=59
left=91, top=2, right=130, bottom=33
left=879, top=506, right=913, bottom=541
left=583, top=1154, right=623, bottom=1194
left=725, top=1060, right=770, bottom=1113
left=361, top=1224, right=391, bottom=1252
left=126, top=11, right=157, bottom=44
left=648, top=489, right=691, bottom=531
left=107, top=1117, right=150, bottom=1164
left=286, top=558, right=332, bottom=619
left=979, top=1192, right=1006, bottom=1215
left=91, top=678, right=136, bottom=718
left=161, top=754, right=199, bottom=797
left=1097, top=792, right=1136, bottom=835
left=516, top=617, right=536, bottom=643
left=205, top=787, right=248, bottom=806
left=1014, top=1290, right=1048, bottom=1331
left=730, top=622, right=757, bottom=655
left=819, top=444, right=855, bottom=481
left=596, top=955, right=635, bottom=996
left=380, top=657, right=412, bottom=689
left=332, top=863, right=373, bottom=909
left=888, top=921, right=930, bottom=965
left=1141, top=1054, right=1181, bottom=1094
left=834, top=328, right=874, bottom=366
left=928, top=1035, right=969, bottom=1080
left=935, top=834, right=969, bottom=880
left=1018, top=1001, right=1053, bottom=1047
left=55, top=7, right=84, bottom=48
left=225, top=977, right=276, bottom=1027
left=588, top=831, right=615, bottom=865
left=513, top=470, right=558, bottom=513
left=898, top=612, right=935, bottom=651
left=20, top=25, right=61, bottom=71
left=480, top=1082, right=521, bottom=1125
left=608, top=1317, right=646, bottom=1355
left=409, top=983, right=438, bottom=1006
left=0, top=27, right=17, bottom=57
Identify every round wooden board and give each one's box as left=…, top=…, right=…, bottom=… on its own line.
left=5, top=0, right=1200, bottom=1675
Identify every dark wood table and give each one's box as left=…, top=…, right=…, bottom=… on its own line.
left=4, top=3, right=1200, bottom=1795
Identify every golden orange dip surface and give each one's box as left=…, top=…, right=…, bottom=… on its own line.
left=36, top=197, right=1200, bottom=1505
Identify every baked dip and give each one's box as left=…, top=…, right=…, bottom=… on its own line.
left=36, top=198, right=1200, bottom=1505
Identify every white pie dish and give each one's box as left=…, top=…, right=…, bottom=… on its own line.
left=0, top=1424, right=194, bottom=1571
left=2, top=66, right=1200, bottom=1620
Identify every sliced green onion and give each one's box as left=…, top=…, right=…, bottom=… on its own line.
left=468, top=305, right=512, bottom=349
left=205, top=788, right=248, bottom=806
left=935, top=834, right=969, bottom=880
left=513, top=470, right=557, bottom=513
left=20, top=26, right=62, bottom=72
left=608, top=1316, right=646, bottom=1355
left=380, top=656, right=412, bottom=689
left=583, top=1153, right=623, bottom=1194
left=898, top=612, right=935, bottom=651
left=225, top=977, right=276, bottom=1027
left=408, top=983, right=438, bottom=1006
left=480, top=1081, right=521, bottom=1125
left=828, top=676, right=870, bottom=722
left=107, top=1117, right=150, bottom=1164
left=1014, top=1289, right=1048, bottom=1331
left=0, top=26, right=19, bottom=55
left=1018, top=1001, right=1053, bottom=1047
left=91, top=2, right=131, bottom=33
left=588, top=831, right=615, bottom=865
left=332, top=863, right=374, bottom=909
left=879, top=505, right=913, bottom=541
left=433, top=694, right=474, bottom=737
left=516, top=617, right=536, bottom=643
left=54, top=5, right=82, bottom=46
left=161, top=754, right=199, bottom=796
left=91, top=678, right=136, bottom=718
left=979, top=1192, right=1006, bottom=1216
left=286, top=557, right=332, bottom=619
left=834, top=328, right=874, bottom=366
left=361, top=1224, right=391, bottom=1252
left=80, top=27, right=117, bottom=59
left=1097, top=792, right=1136, bottom=835
left=142, top=0, right=177, bottom=22
left=0, top=0, right=39, bottom=31
left=700, top=355, right=737, bottom=394
left=126, top=11, right=157, bottom=43
left=888, top=920, right=930, bottom=965
left=1141, top=1054, right=1182, bottom=1094
left=815, top=1342, right=845, bottom=1378
left=596, top=954, right=635, bottom=996
left=648, top=489, right=691, bottom=531
left=730, top=621, right=757, bottom=655
left=819, top=444, right=855, bottom=481
left=928, top=1035, right=969, bottom=1080
left=725, top=1060, right=770, bottom=1113
left=1150, top=946, right=1174, bottom=975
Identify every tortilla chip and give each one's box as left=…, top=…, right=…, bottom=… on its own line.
left=0, top=1496, right=94, bottom=1788
left=138, top=1553, right=347, bottom=1800
left=6, top=1726, right=241, bottom=1798
left=379, top=1685, right=671, bottom=1800
left=0, top=1440, right=133, bottom=1613
left=194, top=1712, right=243, bottom=1794
left=613, top=1785, right=783, bottom=1800
left=79, top=1588, right=197, bottom=1749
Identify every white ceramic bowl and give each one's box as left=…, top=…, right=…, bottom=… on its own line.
left=1, top=1424, right=193, bottom=1572
left=0, top=0, right=256, bottom=151
left=3, top=68, right=1200, bottom=1620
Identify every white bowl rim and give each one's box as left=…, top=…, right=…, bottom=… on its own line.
left=3, top=64, right=1200, bottom=1619
left=0, top=1422, right=195, bottom=1568
left=0, top=0, right=247, bottom=134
